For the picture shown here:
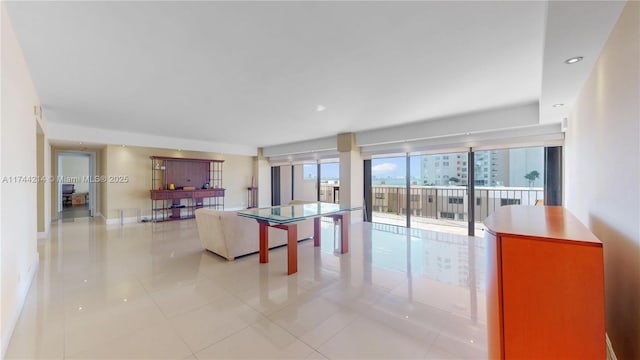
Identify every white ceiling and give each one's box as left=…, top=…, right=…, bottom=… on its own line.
left=5, top=1, right=626, bottom=154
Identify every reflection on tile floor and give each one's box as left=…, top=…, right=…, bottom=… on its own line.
left=372, top=212, right=486, bottom=238
left=6, top=218, right=487, bottom=359
left=59, top=204, right=92, bottom=220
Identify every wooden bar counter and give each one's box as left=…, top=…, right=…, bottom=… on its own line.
left=484, top=205, right=605, bottom=359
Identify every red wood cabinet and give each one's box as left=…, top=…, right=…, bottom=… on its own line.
left=484, top=206, right=605, bottom=359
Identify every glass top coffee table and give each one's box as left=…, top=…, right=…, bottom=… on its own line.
left=238, top=202, right=360, bottom=275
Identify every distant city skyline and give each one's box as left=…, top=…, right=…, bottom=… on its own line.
left=303, top=163, right=341, bottom=179
left=306, top=148, right=544, bottom=187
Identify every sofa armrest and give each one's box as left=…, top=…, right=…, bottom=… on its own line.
left=195, top=209, right=231, bottom=260
left=196, top=207, right=315, bottom=261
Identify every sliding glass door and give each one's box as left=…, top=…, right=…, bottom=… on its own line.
left=291, top=163, right=317, bottom=202
left=319, top=162, right=340, bottom=203
left=370, top=156, right=408, bottom=227
left=409, top=152, right=471, bottom=235
left=366, top=146, right=555, bottom=237
left=473, top=147, right=545, bottom=229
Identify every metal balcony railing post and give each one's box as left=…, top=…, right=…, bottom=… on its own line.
left=435, top=188, right=439, bottom=219
left=486, top=189, right=489, bottom=219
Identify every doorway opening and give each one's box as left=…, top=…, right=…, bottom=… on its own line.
left=57, top=151, right=96, bottom=220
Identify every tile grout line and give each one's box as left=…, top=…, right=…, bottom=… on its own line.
left=133, top=250, right=198, bottom=360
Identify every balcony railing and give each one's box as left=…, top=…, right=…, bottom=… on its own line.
left=319, top=183, right=339, bottom=203
left=319, top=184, right=542, bottom=224
left=372, top=185, right=543, bottom=223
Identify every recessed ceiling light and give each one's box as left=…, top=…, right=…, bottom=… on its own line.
left=316, top=105, right=326, bottom=112
left=564, top=56, right=583, bottom=64
left=552, top=103, right=564, bottom=107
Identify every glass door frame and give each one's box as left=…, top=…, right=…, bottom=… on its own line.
left=365, top=146, right=561, bottom=236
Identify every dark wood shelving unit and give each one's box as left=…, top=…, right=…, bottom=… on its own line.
left=150, top=156, right=224, bottom=222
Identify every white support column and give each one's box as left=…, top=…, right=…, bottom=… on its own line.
left=338, top=133, right=363, bottom=223
left=253, top=148, right=271, bottom=208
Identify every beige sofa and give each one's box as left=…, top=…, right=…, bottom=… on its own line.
left=195, top=207, right=314, bottom=261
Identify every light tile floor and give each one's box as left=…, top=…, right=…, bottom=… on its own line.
left=6, top=218, right=487, bottom=359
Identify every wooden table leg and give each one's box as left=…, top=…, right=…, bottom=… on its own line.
left=255, top=214, right=345, bottom=275
left=287, top=224, right=298, bottom=275
left=258, top=221, right=269, bottom=263
left=274, top=224, right=298, bottom=275
left=314, top=217, right=321, bottom=247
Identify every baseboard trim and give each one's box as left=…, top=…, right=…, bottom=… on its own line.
left=1, top=252, right=40, bottom=358
left=606, top=333, right=617, bottom=360
left=105, top=216, right=140, bottom=225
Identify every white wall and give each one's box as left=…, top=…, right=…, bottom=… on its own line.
left=48, top=122, right=256, bottom=156
left=254, top=156, right=271, bottom=207
left=35, top=132, right=51, bottom=235
left=1, top=4, right=44, bottom=356
left=44, top=140, right=51, bottom=231
left=339, top=150, right=363, bottom=223
left=564, top=2, right=639, bottom=359
left=356, top=102, right=539, bottom=147
left=59, top=154, right=90, bottom=193
left=100, top=145, right=254, bottom=222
